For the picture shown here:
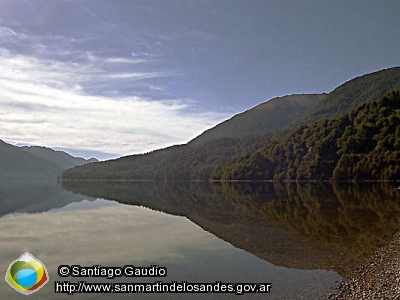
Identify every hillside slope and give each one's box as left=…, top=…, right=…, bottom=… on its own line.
left=298, top=66, right=400, bottom=125
left=21, top=146, right=98, bottom=170
left=0, top=140, right=96, bottom=180
left=0, top=141, right=63, bottom=180
left=190, top=94, right=325, bottom=146
left=62, top=67, right=400, bottom=182
left=212, top=91, right=400, bottom=181
left=62, top=94, right=324, bottom=180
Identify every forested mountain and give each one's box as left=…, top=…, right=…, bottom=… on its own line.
left=21, top=146, right=97, bottom=170
left=0, top=140, right=62, bottom=180
left=212, top=91, right=400, bottom=181
left=62, top=94, right=324, bottom=180
left=62, top=67, right=400, bottom=182
left=189, top=94, right=325, bottom=146
left=61, top=132, right=272, bottom=180
left=0, top=140, right=97, bottom=180
left=296, top=66, right=400, bottom=125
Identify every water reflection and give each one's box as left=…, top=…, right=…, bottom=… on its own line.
left=0, top=181, right=94, bottom=217
left=1, top=180, right=398, bottom=299
left=61, top=181, right=400, bottom=277
left=0, top=195, right=339, bottom=299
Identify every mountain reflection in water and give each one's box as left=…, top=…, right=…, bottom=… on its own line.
left=0, top=182, right=341, bottom=300
left=61, top=181, right=400, bottom=277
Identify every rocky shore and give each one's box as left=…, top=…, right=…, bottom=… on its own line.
left=329, top=230, right=400, bottom=299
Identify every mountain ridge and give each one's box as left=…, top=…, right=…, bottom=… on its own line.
left=189, top=93, right=325, bottom=146
left=21, top=145, right=98, bottom=170
left=0, top=140, right=97, bottom=180
left=212, top=91, right=400, bottom=181
left=297, top=66, right=400, bottom=125
left=61, top=93, right=324, bottom=180
left=61, top=66, right=400, bottom=181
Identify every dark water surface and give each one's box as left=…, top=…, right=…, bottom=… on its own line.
left=1, top=181, right=399, bottom=299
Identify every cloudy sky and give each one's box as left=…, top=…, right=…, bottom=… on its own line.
left=1, top=0, right=400, bottom=159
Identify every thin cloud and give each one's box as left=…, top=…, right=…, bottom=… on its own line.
left=0, top=26, right=227, bottom=158
left=103, top=57, right=149, bottom=64
left=107, top=72, right=168, bottom=80
left=86, top=52, right=151, bottom=65
left=0, top=26, right=16, bottom=37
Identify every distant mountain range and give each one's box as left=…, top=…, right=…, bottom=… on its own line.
left=0, top=140, right=97, bottom=180
left=62, top=66, right=400, bottom=181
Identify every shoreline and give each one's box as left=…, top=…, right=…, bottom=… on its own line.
left=59, top=178, right=400, bottom=183
left=329, top=229, right=400, bottom=299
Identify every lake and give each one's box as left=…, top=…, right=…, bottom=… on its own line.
left=1, top=181, right=399, bottom=299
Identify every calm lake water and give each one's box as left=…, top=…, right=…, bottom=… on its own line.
left=1, top=181, right=399, bottom=299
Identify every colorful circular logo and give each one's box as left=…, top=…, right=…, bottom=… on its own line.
left=5, top=252, right=49, bottom=295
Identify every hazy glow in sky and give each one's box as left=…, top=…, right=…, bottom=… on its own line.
left=0, top=0, right=400, bottom=159
left=0, top=48, right=224, bottom=158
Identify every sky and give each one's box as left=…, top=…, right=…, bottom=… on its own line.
left=1, top=0, right=400, bottom=160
